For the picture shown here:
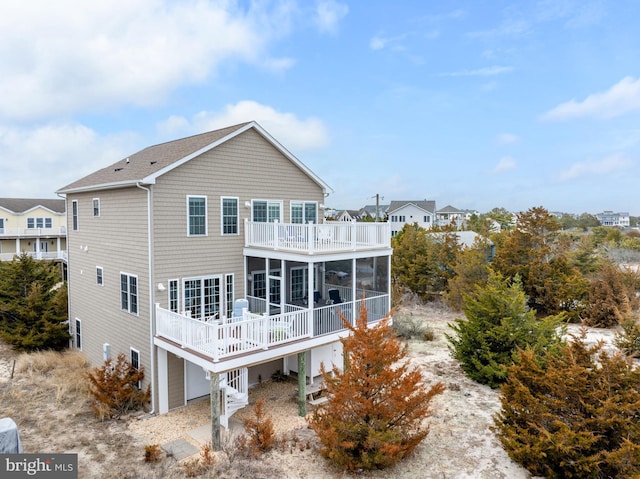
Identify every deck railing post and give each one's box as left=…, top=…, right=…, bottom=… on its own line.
left=262, top=313, right=269, bottom=350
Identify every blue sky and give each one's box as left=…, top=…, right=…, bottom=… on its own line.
left=1, top=1, right=639, bottom=215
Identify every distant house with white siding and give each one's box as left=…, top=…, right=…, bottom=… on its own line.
left=387, top=200, right=436, bottom=236
left=595, top=211, right=630, bottom=227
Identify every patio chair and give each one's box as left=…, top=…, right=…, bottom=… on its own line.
left=328, top=288, right=342, bottom=304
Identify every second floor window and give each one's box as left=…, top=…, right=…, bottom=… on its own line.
left=27, top=218, right=52, bottom=229
left=188, top=196, right=207, bottom=236
left=120, top=273, right=138, bottom=315
left=93, top=198, right=100, bottom=217
left=72, top=200, right=79, bottom=231
left=96, top=267, right=103, bottom=286
left=291, top=202, right=317, bottom=224
left=252, top=200, right=281, bottom=223
left=221, top=197, right=238, bottom=235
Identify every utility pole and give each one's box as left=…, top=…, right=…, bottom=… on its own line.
left=372, top=193, right=384, bottom=222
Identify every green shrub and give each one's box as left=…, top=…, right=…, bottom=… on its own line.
left=494, top=332, right=640, bottom=478
left=447, top=269, right=564, bottom=388
left=615, top=316, right=640, bottom=356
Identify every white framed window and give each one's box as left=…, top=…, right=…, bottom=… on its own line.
left=291, top=201, right=317, bottom=224
left=183, top=275, right=221, bottom=320
left=252, top=200, right=282, bottom=223
left=120, top=272, right=138, bottom=315
left=130, top=348, right=141, bottom=389
left=72, top=200, right=79, bottom=231
left=290, top=267, right=308, bottom=301
left=75, top=318, right=82, bottom=350
left=187, top=196, right=207, bottom=236
left=225, top=274, right=234, bottom=319
left=168, top=279, right=179, bottom=313
left=251, top=270, right=281, bottom=305
left=96, top=266, right=104, bottom=286
left=221, top=197, right=239, bottom=235
left=93, top=198, right=100, bottom=217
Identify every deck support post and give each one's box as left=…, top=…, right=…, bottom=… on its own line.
left=298, top=351, right=307, bottom=417
left=210, top=373, right=221, bottom=450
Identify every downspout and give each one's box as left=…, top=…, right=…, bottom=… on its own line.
left=136, top=182, right=156, bottom=415
left=56, top=193, right=71, bottom=346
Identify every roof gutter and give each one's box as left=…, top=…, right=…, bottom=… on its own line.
left=136, top=181, right=156, bottom=416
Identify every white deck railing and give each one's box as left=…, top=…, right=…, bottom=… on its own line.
left=0, top=226, right=67, bottom=237
left=0, top=251, right=68, bottom=262
left=156, top=293, right=390, bottom=361
left=245, top=220, right=390, bottom=254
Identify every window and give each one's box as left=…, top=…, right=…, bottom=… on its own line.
left=72, top=200, right=79, bottom=231
left=225, top=274, right=234, bottom=319
left=130, top=348, right=141, bottom=389
left=425, top=216, right=431, bottom=223
left=96, top=267, right=103, bottom=286
left=183, top=276, right=221, bottom=319
left=26, top=217, right=52, bottom=229
left=168, top=279, right=179, bottom=313
left=120, top=273, right=138, bottom=314
left=252, top=200, right=281, bottom=223
left=75, top=319, right=82, bottom=350
left=187, top=196, right=207, bottom=236
left=45, top=218, right=52, bottom=228
left=93, top=198, right=100, bottom=217
left=291, top=202, right=317, bottom=224
left=291, top=267, right=307, bottom=301
left=221, top=197, right=238, bottom=235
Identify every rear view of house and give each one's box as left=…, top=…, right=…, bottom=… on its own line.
left=57, top=121, right=392, bottom=444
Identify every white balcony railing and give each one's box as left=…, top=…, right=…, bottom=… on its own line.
left=244, top=220, right=390, bottom=254
left=155, top=293, right=390, bottom=362
left=0, top=250, right=68, bottom=262
left=0, top=226, right=67, bottom=237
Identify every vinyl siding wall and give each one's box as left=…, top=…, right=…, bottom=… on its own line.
left=66, top=188, right=153, bottom=391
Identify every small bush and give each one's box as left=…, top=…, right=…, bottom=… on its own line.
left=182, top=442, right=216, bottom=477
left=144, top=444, right=162, bottom=463
left=241, top=398, right=276, bottom=456
left=270, top=369, right=287, bottom=382
left=615, top=316, right=640, bottom=356
left=392, top=314, right=427, bottom=340
left=86, top=353, right=150, bottom=420
left=423, top=327, right=436, bottom=341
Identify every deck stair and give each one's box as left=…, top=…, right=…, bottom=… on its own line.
left=220, top=368, right=249, bottom=429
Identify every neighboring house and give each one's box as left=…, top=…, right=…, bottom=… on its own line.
left=387, top=200, right=436, bottom=236
left=0, top=198, right=67, bottom=262
left=57, top=121, right=392, bottom=444
left=335, top=209, right=362, bottom=221
left=429, top=230, right=495, bottom=261
left=595, top=211, right=630, bottom=227
left=435, top=205, right=477, bottom=229
left=360, top=204, right=389, bottom=222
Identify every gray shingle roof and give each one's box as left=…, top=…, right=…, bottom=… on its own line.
left=387, top=200, right=436, bottom=214
left=0, top=198, right=66, bottom=214
left=57, top=122, right=252, bottom=193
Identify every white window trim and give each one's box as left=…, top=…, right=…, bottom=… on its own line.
left=93, top=198, right=101, bottom=217
left=72, top=200, right=79, bottom=231
left=96, top=266, right=104, bottom=286
left=221, top=196, right=239, bottom=236
left=251, top=199, right=283, bottom=223
left=182, top=274, right=222, bottom=319
left=130, top=347, right=141, bottom=389
left=75, top=318, right=82, bottom=351
left=187, top=195, right=208, bottom=237
left=168, top=278, right=179, bottom=313
left=120, top=272, right=139, bottom=316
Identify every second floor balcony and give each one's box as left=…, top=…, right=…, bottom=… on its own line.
left=244, top=220, right=390, bottom=255
left=0, top=226, right=67, bottom=238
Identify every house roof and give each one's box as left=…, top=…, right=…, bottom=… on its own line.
left=437, top=204, right=463, bottom=214
left=387, top=200, right=436, bottom=214
left=57, top=121, right=332, bottom=195
left=0, top=198, right=66, bottom=214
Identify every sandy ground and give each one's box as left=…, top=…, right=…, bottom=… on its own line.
left=0, top=302, right=620, bottom=478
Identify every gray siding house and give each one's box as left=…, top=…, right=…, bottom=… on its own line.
left=57, top=121, right=392, bottom=445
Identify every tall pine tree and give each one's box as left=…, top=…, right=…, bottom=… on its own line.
left=0, top=253, right=69, bottom=351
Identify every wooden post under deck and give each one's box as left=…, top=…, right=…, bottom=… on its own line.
left=211, top=373, right=221, bottom=450
left=298, top=351, right=307, bottom=417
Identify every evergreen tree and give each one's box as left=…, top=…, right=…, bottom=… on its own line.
left=582, top=262, right=636, bottom=328
left=308, top=305, right=445, bottom=471
left=0, top=253, right=69, bottom=351
left=447, top=269, right=564, bottom=388
left=495, top=332, right=640, bottom=478
left=444, top=238, right=491, bottom=311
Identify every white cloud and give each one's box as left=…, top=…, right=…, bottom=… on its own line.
left=541, top=77, right=640, bottom=121
left=0, top=122, right=138, bottom=196
left=162, top=100, right=329, bottom=153
left=496, top=133, right=520, bottom=145
left=558, top=154, right=633, bottom=180
left=314, top=0, right=349, bottom=34
left=439, top=66, right=514, bottom=77
left=493, top=156, right=517, bottom=172
left=369, top=33, right=409, bottom=51
left=0, top=0, right=295, bottom=121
